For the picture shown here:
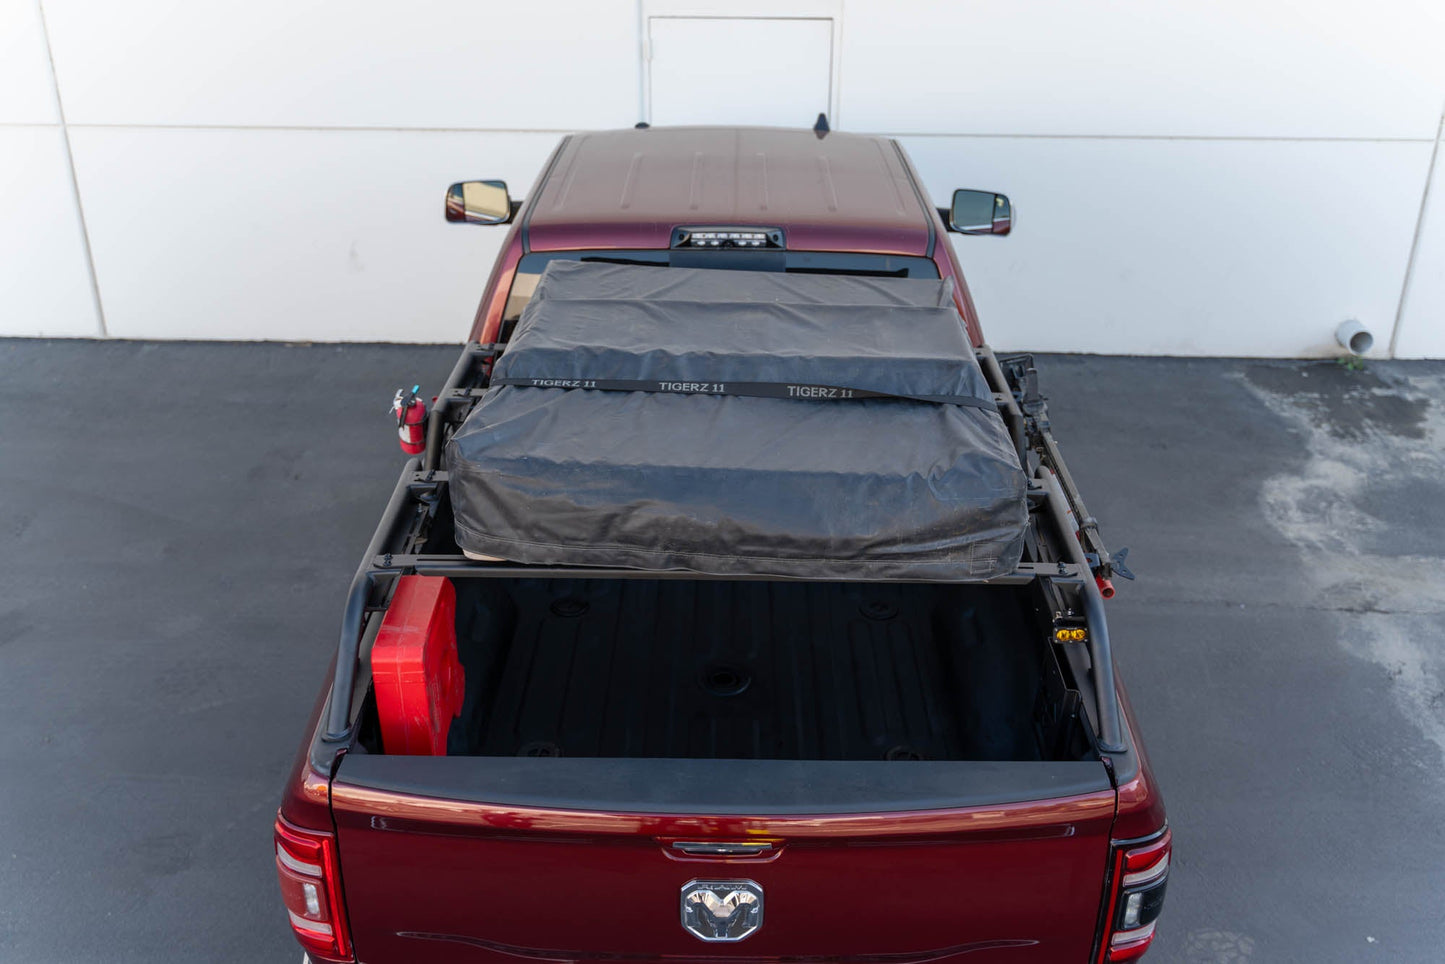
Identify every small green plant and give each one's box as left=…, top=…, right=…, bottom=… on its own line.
left=1337, top=354, right=1367, bottom=372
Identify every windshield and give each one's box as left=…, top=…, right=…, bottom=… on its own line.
left=501, top=249, right=940, bottom=337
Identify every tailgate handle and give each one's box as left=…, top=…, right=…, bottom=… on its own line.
left=671, top=841, right=774, bottom=857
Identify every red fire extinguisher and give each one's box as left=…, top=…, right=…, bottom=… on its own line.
left=391, top=385, right=428, bottom=456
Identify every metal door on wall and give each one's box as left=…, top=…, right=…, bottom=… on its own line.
left=646, top=17, right=833, bottom=127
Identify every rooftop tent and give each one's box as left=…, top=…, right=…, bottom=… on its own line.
left=446, top=262, right=1028, bottom=581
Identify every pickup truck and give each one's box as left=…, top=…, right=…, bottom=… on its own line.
left=274, top=125, right=1168, bottom=964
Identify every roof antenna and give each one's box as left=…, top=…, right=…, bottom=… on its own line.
left=813, top=112, right=830, bottom=139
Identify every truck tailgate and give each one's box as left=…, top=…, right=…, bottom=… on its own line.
left=331, top=757, right=1115, bottom=963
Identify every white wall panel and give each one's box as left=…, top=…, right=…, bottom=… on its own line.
left=0, top=0, right=60, bottom=123
left=904, top=136, right=1431, bottom=356
left=0, top=127, right=101, bottom=336
left=1394, top=141, right=1445, bottom=358
left=6, top=3, right=1444, bottom=354
left=69, top=128, right=558, bottom=341
left=43, top=0, right=640, bottom=130
left=648, top=18, right=833, bottom=127
left=842, top=0, right=1445, bottom=140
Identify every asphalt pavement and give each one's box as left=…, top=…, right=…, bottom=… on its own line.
left=0, top=340, right=1441, bottom=962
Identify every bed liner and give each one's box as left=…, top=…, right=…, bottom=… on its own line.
left=446, top=578, right=1052, bottom=762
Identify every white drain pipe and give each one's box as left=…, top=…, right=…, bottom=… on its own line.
left=1336, top=320, right=1374, bottom=356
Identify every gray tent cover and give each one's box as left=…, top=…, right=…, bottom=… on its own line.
left=446, top=261, right=1028, bottom=580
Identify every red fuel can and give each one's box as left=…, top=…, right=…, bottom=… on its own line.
left=371, top=576, right=464, bottom=756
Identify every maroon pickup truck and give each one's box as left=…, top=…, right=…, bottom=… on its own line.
left=275, top=126, right=1168, bottom=964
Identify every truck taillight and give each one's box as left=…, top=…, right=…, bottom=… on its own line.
left=275, top=815, right=352, bottom=962
left=1098, top=828, right=1170, bottom=962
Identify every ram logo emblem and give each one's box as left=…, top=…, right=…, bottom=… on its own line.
left=680, top=879, right=764, bottom=942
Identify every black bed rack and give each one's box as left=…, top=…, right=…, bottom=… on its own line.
left=323, top=343, right=1130, bottom=755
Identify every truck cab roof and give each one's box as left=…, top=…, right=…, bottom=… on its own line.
left=525, top=126, right=935, bottom=256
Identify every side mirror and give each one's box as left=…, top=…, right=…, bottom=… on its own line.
left=946, top=189, right=1012, bottom=235
left=445, top=180, right=514, bottom=224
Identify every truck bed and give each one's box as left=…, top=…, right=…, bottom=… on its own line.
left=380, top=578, right=1092, bottom=764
